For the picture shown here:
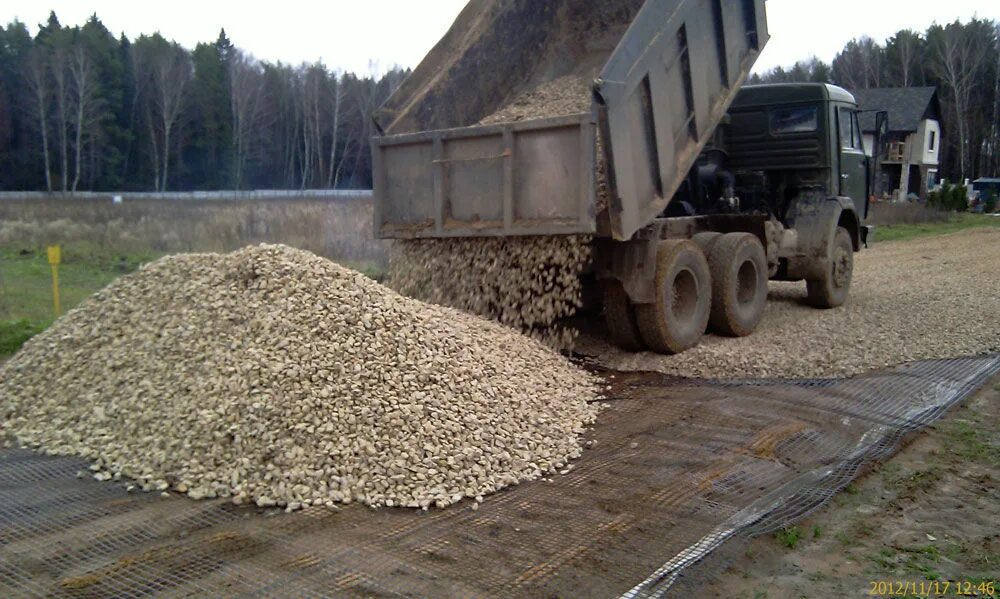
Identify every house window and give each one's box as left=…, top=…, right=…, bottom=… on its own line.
left=929, top=130, right=937, bottom=152
left=888, top=142, right=907, bottom=162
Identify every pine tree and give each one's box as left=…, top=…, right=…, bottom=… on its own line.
left=187, top=30, right=232, bottom=189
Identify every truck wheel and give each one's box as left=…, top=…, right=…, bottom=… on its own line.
left=707, top=233, right=768, bottom=337
left=635, top=240, right=711, bottom=354
left=807, top=227, right=853, bottom=309
left=692, top=231, right=722, bottom=253
left=602, top=280, right=647, bottom=352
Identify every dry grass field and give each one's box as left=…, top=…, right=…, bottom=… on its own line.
left=0, top=197, right=387, bottom=265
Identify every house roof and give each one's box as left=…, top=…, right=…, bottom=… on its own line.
left=854, top=87, right=940, bottom=133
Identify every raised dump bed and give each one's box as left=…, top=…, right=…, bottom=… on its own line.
left=372, top=0, right=769, bottom=241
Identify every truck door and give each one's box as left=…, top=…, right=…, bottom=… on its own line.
left=837, top=106, right=868, bottom=217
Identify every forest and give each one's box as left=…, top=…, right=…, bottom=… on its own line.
left=0, top=13, right=406, bottom=192
left=0, top=13, right=997, bottom=192
left=751, top=18, right=1000, bottom=184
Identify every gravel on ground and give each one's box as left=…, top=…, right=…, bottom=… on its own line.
left=579, top=227, right=1000, bottom=379
left=1, top=245, right=600, bottom=511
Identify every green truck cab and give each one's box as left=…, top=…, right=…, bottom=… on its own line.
left=726, top=83, right=876, bottom=240
left=699, top=83, right=885, bottom=291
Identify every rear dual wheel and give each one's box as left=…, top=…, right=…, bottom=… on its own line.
left=602, top=279, right=646, bottom=352
left=635, top=240, right=712, bottom=354
left=706, top=233, right=768, bottom=337
left=604, top=234, right=769, bottom=354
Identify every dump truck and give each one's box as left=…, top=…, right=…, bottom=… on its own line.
left=371, top=0, right=886, bottom=354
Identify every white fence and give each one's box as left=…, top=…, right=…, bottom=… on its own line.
left=0, top=190, right=374, bottom=202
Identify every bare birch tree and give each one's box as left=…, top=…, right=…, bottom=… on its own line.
left=885, top=30, right=922, bottom=87
left=326, top=73, right=343, bottom=188
left=991, top=25, right=1000, bottom=175
left=930, top=22, right=989, bottom=180
left=137, top=38, right=190, bottom=190
left=68, top=44, right=97, bottom=192
left=51, top=46, right=70, bottom=192
left=23, top=49, right=53, bottom=192
left=229, top=51, right=264, bottom=190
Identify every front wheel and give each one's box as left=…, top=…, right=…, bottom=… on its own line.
left=807, top=227, right=853, bottom=308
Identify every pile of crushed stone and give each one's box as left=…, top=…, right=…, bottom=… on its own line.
left=1, top=245, right=600, bottom=511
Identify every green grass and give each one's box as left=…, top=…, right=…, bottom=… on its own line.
left=875, top=213, right=999, bottom=243
left=340, top=260, right=388, bottom=283
left=866, top=547, right=898, bottom=571
left=0, top=246, right=159, bottom=357
left=775, top=526, right=802, bottom=549
left=0, top=245, right=388, bottom=358
left=836, top=516, right=876, bottom=547
left=0, top=320, right=46, bottom=355
left=941, top=420, right=1000, bottom=466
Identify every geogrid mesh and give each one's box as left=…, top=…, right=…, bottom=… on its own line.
left=1, top=355, right=997, bottom=598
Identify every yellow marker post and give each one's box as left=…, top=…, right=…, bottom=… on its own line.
left=47, top=245, right=61, bottom=317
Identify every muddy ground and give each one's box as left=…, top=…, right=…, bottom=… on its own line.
left=688, top=376, right=1000, bottom=598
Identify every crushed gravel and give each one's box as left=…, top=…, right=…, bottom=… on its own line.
left=1, top=245, right=600, bottom=510
left=579, top=228, right=1000, bottom=379
left=389, top=235, right=592, bottom=350
left=480, top=76, right=592, bottom=125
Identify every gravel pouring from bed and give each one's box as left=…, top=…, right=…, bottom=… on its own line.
left=1, top=245, right=600, bottom=510
left=581, top=228, right=1000, bottom=379
left=389, top=235, right=592, bottom=350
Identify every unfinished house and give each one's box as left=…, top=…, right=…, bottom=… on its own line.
left=855, top=87, right=942, bottom=201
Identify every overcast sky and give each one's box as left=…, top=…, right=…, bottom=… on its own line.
left=5, top=0, right=1000, bottom=75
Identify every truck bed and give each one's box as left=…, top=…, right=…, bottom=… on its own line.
left=373, top=0, right=769, bottom=241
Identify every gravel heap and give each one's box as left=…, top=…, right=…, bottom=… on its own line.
left=1, top=245, right=600, bottom=510
left=581, top=228, right=1000, bottom=379
left=389, top=235, right=592, bottom=350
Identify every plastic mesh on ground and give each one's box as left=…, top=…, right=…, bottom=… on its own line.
left=1, top=355, right=997, bottom=599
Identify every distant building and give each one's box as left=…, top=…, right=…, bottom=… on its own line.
left=855, top=87, right=941, bottom=201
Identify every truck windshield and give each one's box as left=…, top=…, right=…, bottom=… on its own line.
left=770, top=107, right=818, bottom=135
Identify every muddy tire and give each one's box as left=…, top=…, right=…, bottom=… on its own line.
left=635, top=240, right=711, bottom=354
left=692, top=231, right=722, bottom=253
left=602, top=279, right=646, bottom=352
left=807, top=227, right=853, bottom=309
left=707, top=233, right=768, bottom=337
